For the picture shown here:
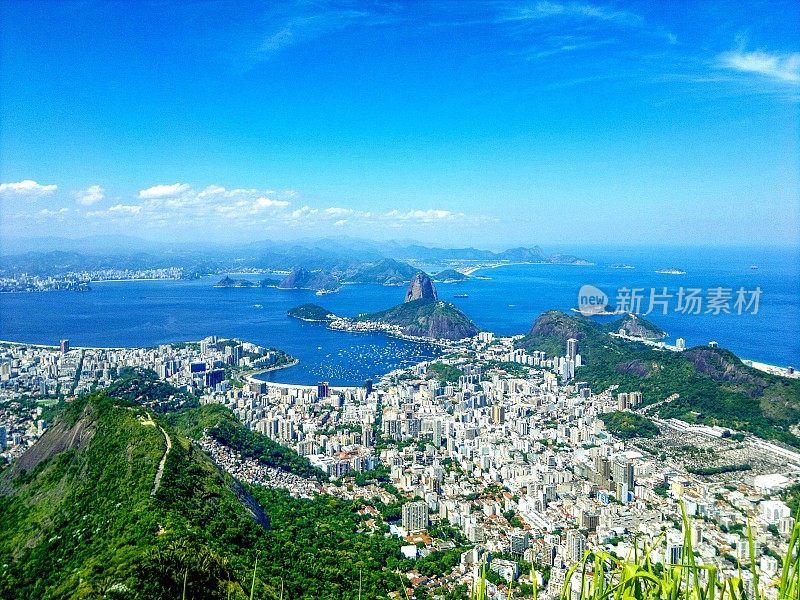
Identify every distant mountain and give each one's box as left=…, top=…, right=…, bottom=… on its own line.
left=516, top=311, right=800, bottom=447
left=0, top=236, right=591, bottom=276
left=378, top=241, right=591, bottom=265
left=214, top=276, right=281, bottom=288
left=404, top=271, right=438, bottom=302
left=278, top=267, right=341, bottom=293
left=340, top=258, right=419, bottom=284
left=432, top=269, right=470, bottom=283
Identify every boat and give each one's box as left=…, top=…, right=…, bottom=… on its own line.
left=656, top=268, right=686, bottom=275
left=750, top=264, right=759, bottom=270
left=453, top=293, right=469, bottom=298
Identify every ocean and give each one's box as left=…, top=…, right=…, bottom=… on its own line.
left=0, top=245, right=797, bottom=385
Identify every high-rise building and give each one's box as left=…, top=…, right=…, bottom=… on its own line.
left=675, top=337, right=686, bottom=350
left=567, top=338, right=579, bottom=360
left=402, top=500, right=428, bottom=533
left=0, top=425, right=7, bottom=450
left=666, top=533, right=683, bottom=565
left=433, top=420, right=443, bottom=448
left=317, top=381, right=330, bottom=398
left=510, top=532, right=530, bottom=555
left=60, top=339, right=70, bottom=354
left=491, top=404, right=505, bottom=424
left=566, top=530, right=586, bottom=562
left=364, top=378, right=373, bottom=397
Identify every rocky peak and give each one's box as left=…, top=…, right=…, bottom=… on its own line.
left=404, top=272, right=438, bottom=302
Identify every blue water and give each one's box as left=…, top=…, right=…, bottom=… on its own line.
left=0, top=245, right=797, bottom=384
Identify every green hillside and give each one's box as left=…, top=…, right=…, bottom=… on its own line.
left=0, top=393, right=269, bottom=599
left=357, top=298, right=480, bottom=340
left=167, top=404, right=327, bottom=481
left=517, top=311, right=800, bottom=447
left=0, top=389, right=414, bottom=599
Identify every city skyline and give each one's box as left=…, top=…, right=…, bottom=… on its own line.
left=1, top=1, right=798, bottom=247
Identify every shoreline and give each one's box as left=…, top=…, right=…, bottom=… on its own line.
left=461, top=260, right=593, bottom=275
left=90, top=277, right=186, bottom=283
left=248, top=357, right=300, bottom=378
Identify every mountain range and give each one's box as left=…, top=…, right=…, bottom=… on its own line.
left=0, top=236, right=589, bottom=277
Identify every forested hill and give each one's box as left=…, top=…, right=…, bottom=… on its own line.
left=0, top=392, right=270, bottom=599
left=517, top=310, right=800, bottom=447
left=0, top=385, right=414, bottom=599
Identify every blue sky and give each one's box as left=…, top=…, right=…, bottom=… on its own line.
left=1, top=0, right=798, bottom=248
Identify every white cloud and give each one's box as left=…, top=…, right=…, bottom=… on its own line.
left=198, top=185, right=227, bottom=197
left=386, top=209, right=457, bottom=222
left=290, top=205, right=318, bottom=219
left=0, top=180, right=58, bottom=197
left=334, top=219, right=348, bottom=227
left=138, top=183, right=190, bottom=199
left=254, top=197, right=290, bottom=208
left=37, top=207, right=69, bottom=217
left=717, top=49, right=800, bottom=84
left=108, top=204, right=142, bottom=215
left=73, top=184, right=105, bottom=206
left=324, top=207, right=353, bottom=216
left=502, top=2, right=642, bottom=26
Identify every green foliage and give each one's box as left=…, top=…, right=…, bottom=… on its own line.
left=426, top=362, right=464, bottom=384
left=244, top=487, right=408, bottom=599
left=688, top=464, right=752, bottom=477
left=106, top=366, right=199, bottom=411
left=654, top=483, right=669, bottom=497
left=782, top=483, right=800, bottom=513
left=0, top=392, right=260, bottom=599
left=414, top=546, right=467, bottom=578
left=0, top=387, right=418, bottom=599
left=482, top=360, right=530, bottom=378
left=599, top=411, right=660, bottom=439
left=170, top=404, right=327, bottom=481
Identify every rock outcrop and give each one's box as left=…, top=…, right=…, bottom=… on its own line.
left=404, top=272, right=438, bottom=302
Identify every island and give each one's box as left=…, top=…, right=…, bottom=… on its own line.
left=288, top=272, right=481, bottom=341
left=287, top=303, right=337, bottom=322
left=214, top=275, right=281, bottom=288
left=277, top=267, right=342, bottom=294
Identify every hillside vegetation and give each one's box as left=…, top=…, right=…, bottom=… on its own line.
left=0, top=388, right=413, bottom=599
left=358, top=298, right=480, bottom=340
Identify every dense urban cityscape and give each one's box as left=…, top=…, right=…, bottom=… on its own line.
left=2, top=324, right=797, bottom=598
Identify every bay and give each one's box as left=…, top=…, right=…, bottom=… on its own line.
left=0, top=245, right=797, bottom=385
